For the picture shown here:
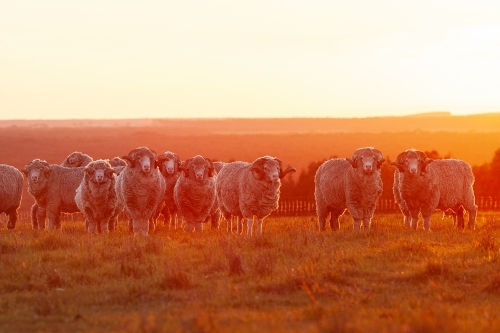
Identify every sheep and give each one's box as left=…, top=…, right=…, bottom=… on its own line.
left=153, top=151, right=183, bottom=229
left=107, top=156, right=127, bottom=175
left=174, top=155, right=218, bottom=232
left=115, top=147, right=166, bottom=236
left=216, top=156, right=296, bottom=236
left=0, top=164, right=24, bottom=230
left=75, top=160, right=120, bottom=234
left=22, top=159, right=84, bottom=230
left=315, top=147, right=385, bottom=231
left=61, top=151, right=93, bottom=168
left=391, top=149, right=477, bottom=230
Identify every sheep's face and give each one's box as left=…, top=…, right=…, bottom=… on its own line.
left=392, top=149, right=432, bottom=176
left=347, top=148, right=385, bottom=174
left=251, top=156, right=296, bottom=182
left=182, top=155, right=214, bottom=181
left=122, top=147, right=158, bottom=174
left=62, top=152, right=87, bottom=168
left=67, top=153, right=81, bottom=166
left=138, top=155, right=152, bottom=173
left=158, top=152, right=180, bottom=176
left=23, top=159, right=50, bottom=186
left=85, top=160, right=115, bottom=184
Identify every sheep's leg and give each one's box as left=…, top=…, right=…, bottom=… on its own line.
left=148, top=218, right=156, bottom=233
left=31, top=204, right=39, bottom=229
left=255, top=218, right=263, bottom=235
left=87, top=219, right=98, bottom=234
left=133, top=219, right=149, bottom=236
left=184, top=222, right=195, bottom=233
left=403, top=215, right=411, bottom=228
left=46, top=210, right=61, bottom=231
left=353, top=219, right=362, bottom=230
left=468, top=208, right=477, bottom=230
left=362, top=217, right=371, bottom=230
left=317, top=205, right=330, bottom=231
left=175, top=213, right=183, bottom=230
left=329, top=211, right=340, bottom=231
left=246, top=218, right=253, bottom=236
left=7, top=208, right=17, bottom=230
left=194, top=223, right=203, bottom=232
left=409, top=209, right=419, bottom=230
left=236, top=216, right=243, bottom=235
left=211, top=211, right=220, bottom=230
left=455, top=206, right=465, bottom=229
left=100, top=220, right=110, bottom=234
left=226, top=215, right=232, bottom=233
left=421, top=207, right=433, bottom=231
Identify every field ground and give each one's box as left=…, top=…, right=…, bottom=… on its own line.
left=1, top=212, right=500, bottom=332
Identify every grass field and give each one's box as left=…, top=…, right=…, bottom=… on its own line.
left=1, top=212, right=500, bottom=333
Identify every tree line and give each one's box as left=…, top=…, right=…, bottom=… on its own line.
left=280, top=149, right=500, bottom=200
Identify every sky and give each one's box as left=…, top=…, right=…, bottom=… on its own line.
left=1, top=1, right=500, bottom=120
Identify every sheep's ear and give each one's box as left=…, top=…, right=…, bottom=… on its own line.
left=372, top=149, right=385, bottom=169
left=113, top=166, right=125, bottom=175
left=205, top=158, right=215, bottom=177
left=121, top=155, right=135, bottom=167
left=417, top=150, right=427, bottom=162
left=21, top=167, right=28, bottom=176
left=84, top=164, right=95, bottom=176
left=105, top=167, right=117, bottom=177
left=346, top=158, right=357, bottom=168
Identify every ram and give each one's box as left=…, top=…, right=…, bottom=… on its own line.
left=315, top=147, right=384, bottom=231
left=391, top=149, right=477, bottom=230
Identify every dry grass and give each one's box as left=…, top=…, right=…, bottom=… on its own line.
left=1, top=212, right=500, bottom=332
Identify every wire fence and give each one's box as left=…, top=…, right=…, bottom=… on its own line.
left=271, top=196, right=500, bottom=217
left=4, top=196, right=499, bottom=223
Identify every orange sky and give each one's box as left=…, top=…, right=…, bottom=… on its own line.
left=1, top=1, right=500, bottom=119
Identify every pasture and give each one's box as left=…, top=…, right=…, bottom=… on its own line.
left=1, top=212, right=500, bottom=332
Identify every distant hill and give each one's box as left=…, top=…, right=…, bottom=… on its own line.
left=1, top=112, right=500, bottom=133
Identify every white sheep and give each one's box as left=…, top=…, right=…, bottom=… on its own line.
left=391, top=149, right=477, bottom=230
left=61, top=151, right=93, bottom=168
left=115, top=147, right=166, bottom=236
left=0, top=164, right=24, bottom=230
left=216, top=156, right=296, bottom=236
left=22, top=159, right=85, bottom=230
left=315, top=147, right=385, bottom=231
left=75, top=160, right=120, bottom=234
left=174, top=155, right=217, bottom=232
left=153, top=151, right=183, bottom=229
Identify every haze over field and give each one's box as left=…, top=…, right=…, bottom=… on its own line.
left=2, top=1, right=500, bottom=119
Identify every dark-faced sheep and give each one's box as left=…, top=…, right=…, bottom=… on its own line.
left=61, top=152, right=93, bottom=168
left=23, top=159, right=84, bottom=230
left=115, top=147, right=166, bottom=236
left=391, top=149, right=477, bottom=230
left=174, top=155, right=217, bottom=232
left=153, top=152, right=183, bottom=229
left=216, top=156, right=296, bottom=236
left=0, top=164, right=24, bottom=230
left=315, top=147, right=385, bottom=231
left=75, top=160, right=120, bottom=234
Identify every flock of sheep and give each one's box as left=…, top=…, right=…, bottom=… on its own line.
left=0, top=146, right=477, bottom=235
